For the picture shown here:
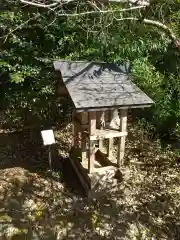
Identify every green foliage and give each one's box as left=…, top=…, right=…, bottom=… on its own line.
left=132, top=57, right=180, bottom=139
left=10, top=72, right=24, bottom=83
left=0, top=0, right=180, bottom=142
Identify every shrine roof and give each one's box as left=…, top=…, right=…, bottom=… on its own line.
left=54, top=60, right=154, bottom=112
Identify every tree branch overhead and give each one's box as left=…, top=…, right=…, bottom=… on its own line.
left=16, top=0, right=180, bottom=47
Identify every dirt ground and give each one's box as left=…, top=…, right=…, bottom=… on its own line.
left=0, top=124, right=180, bottom=239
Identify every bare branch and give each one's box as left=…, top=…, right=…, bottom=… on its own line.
left=115, top=17, right=177, bottom=41
left=6, top=0, right=178, bottom=49
left=88, top=0, right=101, bottom=11
left=20, top=0, right=59, bottom=8
left=53, top=5, right=146, bottom=16
left=20, top=0, right=150, bottom=8
left=20, top=0, right=75, bottom=8
left=94, top=0, right=150, bottom=5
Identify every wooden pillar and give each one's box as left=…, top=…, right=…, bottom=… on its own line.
left=97, top=111, right=105, bottom=150
left=117, top=109, right=128, bottom=167
left=81, top=112, right=88, bottom=161
left=107, top=110, right=116, bottom=158
left=107, top=138, right=113, bottom=159
left=72, top=110, right=81, bottom=148
left=88, top=111, right=96, bottom=174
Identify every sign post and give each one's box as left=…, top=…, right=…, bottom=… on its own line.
left=41, top=129, right=55, bottom=175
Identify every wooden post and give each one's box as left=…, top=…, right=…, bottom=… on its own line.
left=107, top=110, right=116, bottom=158
left=108, top=138, right=113, bottom=159
left=117, top=109, right=128, bottom=167
left=97, top=111, right=105, bottom=150
left=88, top=111, right=96, bottom=173
left=72, top=110, right=80, bottom=148
left=81, top=112, right=88, bottom=161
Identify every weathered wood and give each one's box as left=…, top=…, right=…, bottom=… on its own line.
left=81, top=112, right=88, bottom=125
left=78, top=121, right=109, bottom=130
left=72, top=110, right=81, bottom=148
left=117, top=109, right=128, bottom=167
left=70, top=150, right=91, bottom=185
left=96, top=111, right=105, bottom=150
left=88, top=112, right=96, bottom=173
left=105, top=110, right=110, bottom=123
left=88, top=140, right=95, bottom=174
left=81, top=154, right=101, bottom=171
left=79, top=120, right=121, bottom=130
left=107, top=109, right=118, bottom=158
left=96, top=111, right=101, bottom=125
left=96, top=111, right=105, bottom=129
left=81, top=112, right=88, bottom=161
left=90, top=129, right=127, bottom=140
left=88, top=112, right=96, bottom=135
left=107, top=138, right=113, bottom=158
left=99, top=139, right=103, bottom=151
left=69, top=147, right=91, bottom=195
left=109, top=109, right=120, bottom=128
left=95, top=149, right=117, bottom=167
left=75, top=105, right=153, bottom=113
left=75, top=112, right=88, bottom=127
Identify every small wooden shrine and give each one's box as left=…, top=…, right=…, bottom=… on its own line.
left=54, top=60, right=154, bottom=176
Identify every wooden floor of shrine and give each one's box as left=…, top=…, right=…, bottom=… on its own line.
left=81, top=147, right=118, bottom=173
left=69, top=145, right=120, bottom=196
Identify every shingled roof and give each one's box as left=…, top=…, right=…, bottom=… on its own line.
left=54, top=60, right=154, bottom=112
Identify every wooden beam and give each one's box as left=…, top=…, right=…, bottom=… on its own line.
left=75, top=104, right=153, bottom=113
left=88, top=112, right=96, bottom=173
left=69, top=147, right=91, bottom=195
left=77, top=121, right=120, bottom=130
left=90, top=129, right=127, bottom=140
left=117, top=109, right=128, bottom=167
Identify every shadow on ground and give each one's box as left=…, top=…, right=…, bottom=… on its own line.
left=0, top=129, right=84, bottom=194
left=0, top=126, right=180, bottom=239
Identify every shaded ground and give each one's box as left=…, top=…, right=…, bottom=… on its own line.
left=0, top=123, right=180, bottom=239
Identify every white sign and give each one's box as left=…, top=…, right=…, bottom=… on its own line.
left=41, top=129, right=55, bottom=146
